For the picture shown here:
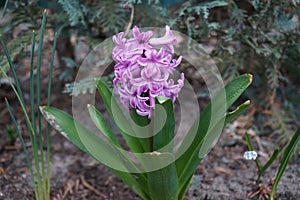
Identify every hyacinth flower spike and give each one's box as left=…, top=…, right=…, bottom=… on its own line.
left=112, top=25, right=184, bottom=118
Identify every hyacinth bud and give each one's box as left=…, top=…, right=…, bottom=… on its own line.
left=112, top=26, right=184, bottom=118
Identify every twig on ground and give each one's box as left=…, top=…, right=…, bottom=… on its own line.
left=80, top=175, right=108, bottom=199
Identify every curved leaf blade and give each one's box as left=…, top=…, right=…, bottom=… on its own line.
left=87, top=104, right=121, bottom=147
left=175, top=74, right=252, bottom=195
left=40, top=106, right=150, bottom=199
left=270, top=127, right=300, bottom=200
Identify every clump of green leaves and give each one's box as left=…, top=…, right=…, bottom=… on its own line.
left=1, top=10, right=58, bottom=200
left=245, top=129, right=300, bottom=200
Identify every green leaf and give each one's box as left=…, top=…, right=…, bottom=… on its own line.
left=270, top=127, right=300, bottom=200
left=2, top=0, right=9, bottom=17
left=153, top=97, right=175, bottom=152
left=40, top=106, right=150, bottom=199
left=260, top=149, right=279, bottom=176
left=87, top=104, right=121, bottom=147
left=245, top=132, right=261, bottom=172
left=176, top=175, right=193, bottom=200
left=147, top=153, right=178, bottom=200
left=225, top=100, right=250, bottom=124
left=175, top=74, right=252, bottom=196
left=96, top=79, right=147, bottom=153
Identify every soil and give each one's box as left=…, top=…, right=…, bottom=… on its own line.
left=0, top=35, right=300, bottom=200
left=1, top=117, right=300, bottom=200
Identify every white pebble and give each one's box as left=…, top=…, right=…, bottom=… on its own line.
left=244, top=151, right=258, bottom=160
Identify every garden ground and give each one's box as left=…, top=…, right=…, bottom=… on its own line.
left=0, top=38, right=299, bottom=200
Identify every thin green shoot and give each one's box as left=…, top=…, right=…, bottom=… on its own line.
left=5, top=98, right=37, bottom=198
left=270, top=128, right=300, bottom=200
left=2, top=0, right=9, bottom=17
left=0, top=68, right=41, bottom=198
left=245, top=132, right=280, bottom=183
left=45, top=31, right=58, bottom=196
left=36, top=11, right=47, bottom=198
left=244, top=132, right=261, bottom=172
left=1, top=9, right=54, bottom=200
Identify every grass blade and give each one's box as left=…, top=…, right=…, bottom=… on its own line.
left=2, top=0, right=9, bottom=17
left=244, top=132, right=261, bottom=172
left=259, top=149, right=279, bottom=177
left=45, top=31, right=58, bottom=196
left=0, top=35, right=25, bottom=104
left=0, top=69, right=42, bottom=199
left=5, top=98, right=37, bottom=197
left=36, top=10, right=47, bottom=197
left=270, top=127, right=300, bottom=200
left=30, top=30, right=36, bottom=133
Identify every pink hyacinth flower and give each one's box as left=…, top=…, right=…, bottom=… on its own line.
left=112, top=25, right=184, bottom=118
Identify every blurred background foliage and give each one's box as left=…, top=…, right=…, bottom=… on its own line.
left=0, top=0, right=299, bottom=150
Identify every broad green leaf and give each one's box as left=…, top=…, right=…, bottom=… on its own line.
left=270, top=127, right=300, bottom=200
left=147, top=153, right=178, bottom=200
left=88, top=104, right=121, bottom=147
left=175, top=74, right=252, bottom=195
left=153, top=97, right=175, bottom=152
left=96, top=79, right=147, bottom=153
left=41, top=106, right=127, bottom=168
left=40, top=106, right=150, bottom=199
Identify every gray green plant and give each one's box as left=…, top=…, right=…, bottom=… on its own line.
left=0, top=10, right=57, bottom=200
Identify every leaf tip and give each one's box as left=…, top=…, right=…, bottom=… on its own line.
left=93, top=78, right=99, bottom=83
left=156, top=96, right=170, bottom=104
left=247, top=73, right=253, bottom=84
left=245, top=100, right=251, bottom=105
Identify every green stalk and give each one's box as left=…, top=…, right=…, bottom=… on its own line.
left=270, top=128, right=300, bottom=200
left=0, top=69, right=42, bottom=199
left=0, top=35, right=43, bottom=199
left=244, top=132, right=261, bottom=172
left=29, top=30, right=43, bottom=199
left=0, top=35, right=25, bottom=105
left=5, top=98, right=37, bottom=198
left=45, top=31, right=58, bottom=196
left=2, top=0, right=9, bottom=17
left=30, top=30, right=37, bottom=135
left=36, top=10, right=47, bottom=198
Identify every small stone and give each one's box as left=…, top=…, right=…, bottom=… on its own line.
left=244, top=151, right=258, bottom=160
